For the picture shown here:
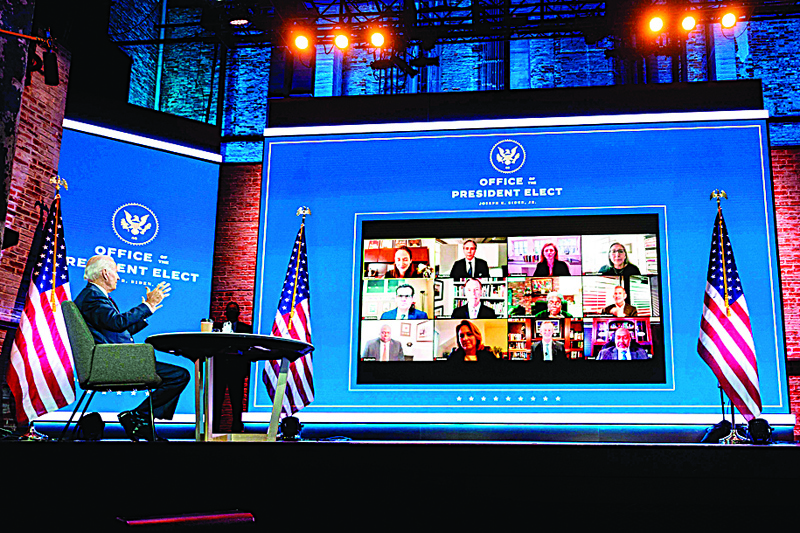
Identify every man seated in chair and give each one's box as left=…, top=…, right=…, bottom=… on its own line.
left=73, top=255, right=190, bottom=441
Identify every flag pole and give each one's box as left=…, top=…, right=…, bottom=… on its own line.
left=709, top=190, right=747, bottom=444
left=48, top=175, right=68, bottom=312
left=266, top=207, right=310, bottom=442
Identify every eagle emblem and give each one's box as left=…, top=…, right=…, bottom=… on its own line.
left=496, top=146, right=520, bottom=168
left=120, top=210, right=152, bottom=236
left=489, top=139, right=526, bottom=174
left=112, top=203, right=159, bottom=246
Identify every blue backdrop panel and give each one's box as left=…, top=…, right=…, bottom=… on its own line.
left=252, top=113, right=789, bottom=420
left=58, top=126, right=218, bottom=416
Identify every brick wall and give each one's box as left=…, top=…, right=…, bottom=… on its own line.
left=0, top=43, right=71, bottom=427
left=207, top=162, right=262, bottom=431
left=770, top=145, right=800, bottom=435
left=209, top=163, right=262, bottom=324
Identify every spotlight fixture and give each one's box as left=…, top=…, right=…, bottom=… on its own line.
left=747, top=418, right=773, bottom=445
left=721, top=12, right=738, bottom=28
left=294, top=34, right=310, bottom=50
left=370, top=30, right=387, bottom=48
left=334, top=33, right=349, bottom=49
left=681, top=15, right=697, bottom=31
left=279, top=416, right=303, bottom=441
left=0, top=27, right=59, bottom=86
left=229, top=18, right=249, bottom=26
left=649, top=16, right=665, bottom=32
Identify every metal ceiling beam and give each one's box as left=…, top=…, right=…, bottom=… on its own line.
left=111, top=0, right=800, bottom=48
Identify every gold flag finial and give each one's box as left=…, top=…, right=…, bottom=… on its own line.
left=711, top=190, right=731, bottom=316
left=710, top=189, right=727, bottom=207
left=50, top=175, right=68, bottom=198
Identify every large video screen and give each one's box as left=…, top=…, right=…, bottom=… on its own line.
left=356, top=215, right=664, bottom=385
left=253, top=110, right=790, bottom=423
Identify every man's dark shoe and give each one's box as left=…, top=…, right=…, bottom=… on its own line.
left=118, top=410, right=145, bottom=441
left=118, top=411, right=167, bottom=441
left=137, top=417, right=168, bottom=442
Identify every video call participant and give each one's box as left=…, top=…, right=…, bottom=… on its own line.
left=596, top=327, right=649, bottom=360
left=534, top=292, right=573, bottom=318
left=451, top=278, right=497, bottom=319
left=603, top=286, right=638, bottom=317
left=212, top=302, right=252, bottom=433
left=385, top=245, right=422, bottom=278
left=531, top=321, right=565, bottom=362
left=598, top=243, right=641, bottom=276
left=447, top=320, right=497, bottom=363
left=362, top=324, right=405, bottom=361
left=449, top=239, right=490, bottom=278
left=74, top=255, right=190, bottom=442
left=533, top=242, right=571, bottom=277
left=380, top=284, right=428, bottom=320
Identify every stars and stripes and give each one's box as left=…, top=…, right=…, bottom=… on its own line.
left=262, top=223, right=313, bottom=417
left=7, top=197, right=75, bottom=424
left=697, top=210, right=761, bottom=421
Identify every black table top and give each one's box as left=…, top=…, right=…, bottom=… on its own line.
left=145, top=332, right=313, bottom=362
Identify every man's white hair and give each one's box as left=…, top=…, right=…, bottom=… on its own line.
left=84, top=255, right=115, bottom=281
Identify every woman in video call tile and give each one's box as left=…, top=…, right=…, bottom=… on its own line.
left=385, top=245, right=422, bottom=278
left=533, top=243, right=571, bottom=277
left=598, top=243, right=641, bottom=276
left=447, top=320, right=497, bottom=363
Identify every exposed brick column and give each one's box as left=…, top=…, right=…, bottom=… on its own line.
left=771, top=145, right=800, bottom=436
left=209, top=162, right=262, bottom=431
left=0, top=43, right=71, bottom=427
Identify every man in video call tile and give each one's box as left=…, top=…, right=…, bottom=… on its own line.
left=451, top=278, right=497, bottom=319
left=534, top=292, right=573, bottom=318
left=380, top=284, right=428, bottom=320
left=362, top=325, right=405, bottom=361
left=449, top=239, right=490, bottom=278
left=597, top=327, right=648, bottom=360
left=603, top=286, right=638, bottom=317
left=532, top=321, right=565, bottom=362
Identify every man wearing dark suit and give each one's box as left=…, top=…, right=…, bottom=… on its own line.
left=73, top=255, right=190, bottom=441
left=597, top=327, right=649, bottom=360
left=212, top=302, right=252, bottom=433
left=361, top=325, right=405, bottom=361
left=531, top=320, right=566, bottom=362
left=449, top=240, right=490, bottom=278
left=451, top=278, right=497, bottom=319
left=380, top=284, right=429, bottom=320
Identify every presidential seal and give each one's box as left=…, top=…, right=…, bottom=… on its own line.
left=112, top=203, right=159, bottom=246
left=489, top=139, right=526, bottom=174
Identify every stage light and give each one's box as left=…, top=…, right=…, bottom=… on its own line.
left=748, top=418, right=773, bottom=444
left=334, top=33, right=349, bottom=49
left=721, top=12, right=738, bottom=28
left=294, top=34, right=310, bottom=50
left=649, top=16, right=665, bottom=33
left=370, top=30, right=386, bottom=48
left=279, top=416, right=302, bottom=440
left=681, top=15, right=697, bottom=31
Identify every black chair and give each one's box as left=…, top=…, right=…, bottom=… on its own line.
left=59, top=301, right=162, bottom=441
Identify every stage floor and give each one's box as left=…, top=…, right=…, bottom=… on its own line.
left=4, top=438, right=799, bottom=529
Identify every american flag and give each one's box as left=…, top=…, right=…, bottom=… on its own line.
left=262, top=222, right=314, bottom=417
left=697, top=209, right=761, bottom=421
left=7, top=197, right=75, bottom=424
